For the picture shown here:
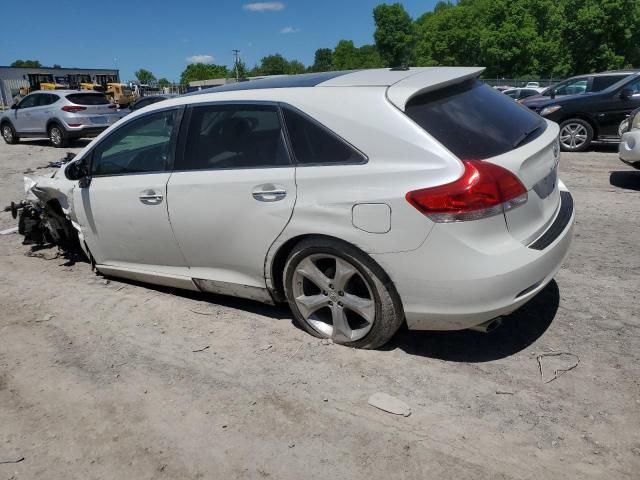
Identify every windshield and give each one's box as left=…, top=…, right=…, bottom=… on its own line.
left=542, top=78, right=588, bottom=96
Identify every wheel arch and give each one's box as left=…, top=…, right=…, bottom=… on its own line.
left=268, top=233, right=396, bottom=303
left=558, top=114, right=599, bottom=139
left=46, top=118, right=64, bottom=132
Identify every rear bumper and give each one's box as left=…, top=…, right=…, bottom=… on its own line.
left=619, top=131, right=640, bottom=168
left=64, top=126, right=107, bottom=138
left=372, top=188, right=574, bottom=331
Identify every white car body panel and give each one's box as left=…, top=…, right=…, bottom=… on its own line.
left=24, top=67, right=574, bottom=333
left=72, top=173, right=189, bottom=276
left=167, top=166, right=296, bottom=290
left=619, top=130, right=640, bottom=164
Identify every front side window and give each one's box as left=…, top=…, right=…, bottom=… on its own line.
left=624, top=77, right=640, bottom=95
left=91, top=109, right=177, bottom=176
left=180, top=104, right=290, bottom=170
left=553, top=78, right=588, bottom=96
left=18, top=94, right=38, bottom=109
left=282, top=107, right=366, bottom=165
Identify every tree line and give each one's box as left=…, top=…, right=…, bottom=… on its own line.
left=179, top=0, right=639, bottom=83
left=13, top=0, right=639, bottom=85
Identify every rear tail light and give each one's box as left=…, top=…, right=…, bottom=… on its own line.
left=406, top=160, right=528, bottom=223
left=62, top=105, right=87, bottom=113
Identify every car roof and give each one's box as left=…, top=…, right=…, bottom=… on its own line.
left=188, top=67, right=485, bottom=110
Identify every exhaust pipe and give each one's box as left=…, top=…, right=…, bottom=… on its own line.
left=468, top=317, right=503, bottom=333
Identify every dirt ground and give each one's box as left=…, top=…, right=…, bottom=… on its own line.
left=0, top=138, right=638, bottom=480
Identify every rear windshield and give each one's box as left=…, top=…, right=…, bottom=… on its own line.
left=66, top=93, right=110, bottom=105
left=405, top=79, right=546, bottom=159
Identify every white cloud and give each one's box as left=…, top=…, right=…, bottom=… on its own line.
left=243, top=2, right=284, bottom=12
left=186, top=54, right=214, bottom=64
left=279, top=26, right=299, bottom=34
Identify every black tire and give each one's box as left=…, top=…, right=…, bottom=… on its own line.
left=559, top=118, right=594, bottom=152
left=283, top=237, right=404, bottom=349
left=48, top=123, right=68, bottom=148
left=1, top=122, right=19, bottom=144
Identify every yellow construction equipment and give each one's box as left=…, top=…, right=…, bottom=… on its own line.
left=80, top=82, right=104, bottom=92
left=105, top=83, right=134, bottom=107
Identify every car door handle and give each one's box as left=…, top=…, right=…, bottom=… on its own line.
left=139, top=190, right=164, bottom=204
left=252, top=185, right=287, bottom=202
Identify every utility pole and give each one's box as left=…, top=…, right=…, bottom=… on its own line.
left=232, top=49, right=241, bottom=82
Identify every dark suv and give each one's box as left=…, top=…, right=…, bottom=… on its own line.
left=521, top=71, right=640, bottom=151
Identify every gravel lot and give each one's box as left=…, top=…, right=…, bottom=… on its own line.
left=0, top=138, right=638, bottom=479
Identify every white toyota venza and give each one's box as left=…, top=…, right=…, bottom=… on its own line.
left=54, top=67, right=574, bottom=348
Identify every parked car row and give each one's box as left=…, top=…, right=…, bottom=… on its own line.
left=1, top=91, right=178, bottom=147
left=519, top=70, right=640, bottom=151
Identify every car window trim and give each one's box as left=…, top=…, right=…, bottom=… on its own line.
left=88, top=105, right=185, bottom=178
left=173, top=100, right=295, bottom=173
left=278, top=102, right=369, bottom=167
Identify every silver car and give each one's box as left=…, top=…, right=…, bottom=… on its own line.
left=1, top=90, right=124, bottom=147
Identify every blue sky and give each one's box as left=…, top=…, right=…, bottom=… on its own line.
left=0, top=1, right=438, bottom=82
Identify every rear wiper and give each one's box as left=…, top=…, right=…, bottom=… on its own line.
left=513, top=124, right=545, bottom=149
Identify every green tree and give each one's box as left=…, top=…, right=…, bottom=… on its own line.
left=373, top=3, right=414, bottom=67
left=180, top=63, right=228, bottom=84
left=332, top=40, right=384, bottom=70
left=52, top=64, right=62, bottom=69
left=311, top=48, right=333, bottom=72
left=135, top=68, right=156, bottom=85
left=157, top=78, right=171, bottom=88
left=230, top=59, right=248, bottom=80
left=561, top=0, right=640, bottom=73
left=10, top=60, right=42, bottom=68
left=259, top=54, right=290, bottom=75
left=287, top=60, right=306, bottom=74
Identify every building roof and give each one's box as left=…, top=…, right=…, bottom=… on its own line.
left=0, top=66, right=118, bottom=72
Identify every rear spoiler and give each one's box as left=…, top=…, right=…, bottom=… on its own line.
left=387, top=66, right=485, bottom=111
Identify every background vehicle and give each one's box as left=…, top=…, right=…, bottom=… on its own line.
left=1, top=90, right=124, bottom=147
left=525, top=82, right=540, bottom=88
left=522, top=70, right=640, bottom=151
left=105, top=83, right=134, bottom=107
left=619, top=107, right=640, bottom=169
left=36, top=67, right=572, bottom=349
left=80, top=82, right=104, bottom=92
left=127, top=94, right=177, bottom=112
left=502, top=87, right=544, bottom=101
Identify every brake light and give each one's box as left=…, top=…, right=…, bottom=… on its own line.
left=62, top=105, right=87, bottom=113
left=406, top=160, right=528, bottom=223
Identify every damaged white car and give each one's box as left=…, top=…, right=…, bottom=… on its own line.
left=7, top=68, right=574, bottom=349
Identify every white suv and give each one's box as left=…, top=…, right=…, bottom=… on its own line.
left=47, top=67, right=573, bottom=348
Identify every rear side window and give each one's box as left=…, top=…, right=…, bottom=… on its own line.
left=180, top=104, right=290, bottom=170
left=282, top=107, right=366, bottom=165
left=66, top=93, right=110, bottom=105
left=591, top=75, right=628, bottom=92
left=404, top=79, right=546, bottom=160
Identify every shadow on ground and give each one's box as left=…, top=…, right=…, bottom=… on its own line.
left=610, top=170, right=640, bottom=191
left=32, top=241, right=560, bottom=361
left=385, top=280, right=560, bottom=363
left=17, top=138, right=92, bottom=148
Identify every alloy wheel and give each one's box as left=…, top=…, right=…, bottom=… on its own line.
left=292, top=254, right=375, bottom=342
left=559, top=123, right=588, bottom=150
left=2, top=125, right=12, bottom=143
left=50, top=127, right=62, bottom=146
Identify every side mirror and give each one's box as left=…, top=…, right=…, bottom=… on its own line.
left=11, top=104, right=18, bottom=110
left=620, top=88, right=634, bottom=99
left=65, top=158, right=91, bottom=186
